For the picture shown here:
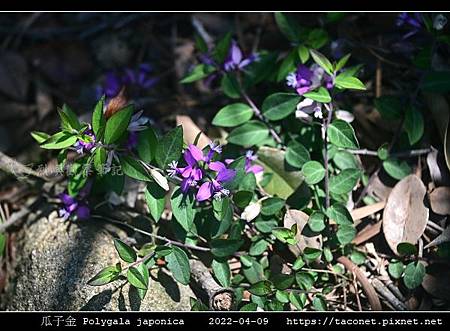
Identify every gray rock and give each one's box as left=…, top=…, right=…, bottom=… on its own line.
left=4, top=204, right=194, bottom=311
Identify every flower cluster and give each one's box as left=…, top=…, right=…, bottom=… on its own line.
left=58, top=182, right=92, bottom=221
left=225, top=150, right=263, bottom=176
left=73, top=125, right=96, bottom=155
left=168, top=143, right=236, bottom=201
left=396, top=13, right=423, bottom=39
left=96, top=63, right=158, bottom=99
left=286, top=64, right=333, bottom=96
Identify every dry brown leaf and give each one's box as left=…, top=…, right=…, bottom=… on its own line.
left=283, top=209, right=322, bottom=256
left=429, top=186, right=450, bottom=215
left=176, top=115, right=210, bottom=149
left=426, top=146, right=450, bottom=187
left=382, top=175, right=429, bottom=255
left=351, top=201, right=386, bottom=225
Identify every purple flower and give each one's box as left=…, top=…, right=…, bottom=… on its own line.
left=286, top=64, right=333, bottom=95
left=97, top=63, right=158, bottom=99
left=244, top=151, right=264, bottom=175
left=223, top=40, right=259, bottom=72
left=396, top=13, right=423, bottom=39
left=168, top=144, right=204, bottom=193
left=196, top=161, right=236, bottom=201
left=128, top=110, right=150, bottom=132
left=58, top=193, right=90, bottom=221
left=74, top=126, right=96, bottom=154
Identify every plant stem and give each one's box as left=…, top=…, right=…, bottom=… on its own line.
left=92, top=214, right=211, bottom=252
left=347, top=148, right=431, bottom=158
left=323, top=102, right=333, bottom=210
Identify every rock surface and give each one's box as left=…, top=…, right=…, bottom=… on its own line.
left=4, top=204, right=194, bottom=311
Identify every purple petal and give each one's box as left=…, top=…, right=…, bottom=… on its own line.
left=180, top=178, right=191, bottom=193
left=184, top=144, right=204, bottom=165
left=181, top=165, right=194, bottom=178
left=192, top=168, right=203, bottom=181
left=209, top=161, right=226, bottom=172
left=230, top=41, right=243, bottom=65
left=296, top=86, right=311, bottom=95
left=76, top=205, right=90, bottom=220
left=59, top=193, right=75, bottom=206
left=246, top=164, right=264, bottom=175
left=196, top=182, right=213, bottom=201
left=217, top=168, right=236, bottom=183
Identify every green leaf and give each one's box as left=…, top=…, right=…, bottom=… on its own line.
left=104, top=105, right=133, bottom=144
left=212, top=103, right=253, bottom=127
left=155, top=126, right=183, bottom=169
left=326, top=203, right=353, bottom=225
left=40, top=132, right=77, bottom=149
left=274, top=12, right=301, bottom=43
left=335, top=53, right=351, bottom=72
left=298, top=44, right=310, bottom=63
left=388, top=260, right=405, bottom=279
left=180, top=64, right=216, bottom=83
left=285, top=140, right=310, bottom=168
left=329, top=168, right=361, bottom=195
left=261, top=93, right=301, bottom=121
left=302, top=161, right=325, bottom=185
left=272, top=227, right=297, bottom=245
left=165, top=246, right=191, bottom=285
left=233, top=191, right=253, bottom=208
left=58, top=104, right=81, bottom=131
left=383, top=158, right=411, bottom=180
left=275, top=290, right=290, bottom=303
left=211, top=259, right=231, bottom=288
left=350, top=249, right=366, bottom=265
left=254, top=215, right=278, bottom=233
left=0, top=232, right=5, bottom=258
left=277, top=50, right=298, bottom=82
left=328, top=120, right=359, bottom=149
left=120, top=156, right=152, bottom=181
left=30, top=131, right=50, bottom=144
left=309, top=49, right=333, bottom=75
left=114, top=239, right=137, bottom=263
left=256, top=147, right=305, bottom=199
left=88, top=263, right=122, bottom=286
left=336, top=224, right=356, bottom=245
left=403, top=261, right=426, bottom=289
left=306, top=28, right=329, bottom=49
left=261, top=197, right=285, bottom=216
left=93, top=147, right=107, bottom=174
left=221, top=74, right=241, bottom=99
left=92, top=95, right=106, bottom=137
left=240, top=303, right=259, bottom=311
left=211, top=239, right=244, bottom=258
left=404, top=107, right=424, bottom=145
left=397, top=242, right=418, bottom=256
left=312, top=295, right=327, bottom=311
left=289, top=292, right=307, bottom=310
left=303, top=87, right=331, bottom=103
left=248, top=280, right=273, bottom=296
left=421, top=71, right=450, bottom=93
left=127, top=265, right=149, bottom=290
left=308, top=211, right=325, bottom=232
left=213, top=32, right=232, bottom=63
left=303, top=247, right=322, bottom=261
left=272, top=274, right=295, bottom=290
left=374, top=96, right=403, bottom=120
left=227, top=121, right=269, bottom=147
left=144, top=182, right=166, bottom=222
left=333, top=150, right=358, bottom=170
left=170, top=188, right=196, bottom=232
left=377, top=143, right=389, bottom=160
left=137, top=127, right=158, bottom=163
left=295, top=272, right=315, bottom=290
left=334, top=74, right=366, bottom=90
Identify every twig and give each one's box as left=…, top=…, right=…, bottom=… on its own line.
left=92, top=214, right=211, bottom=252
left=0, top=151, right=48, bottom=182
left=372, top=278, right=407, bottom=311
left=189, top=259, right=234, bottom=311
left=347, top=148, right=431, bottom=158
left=323, top=102, right=334, bottom=210
left=337, top=256, right=382, bottom=311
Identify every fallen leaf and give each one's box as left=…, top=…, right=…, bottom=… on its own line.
left=176, top=115, right=210, bottom=149
left=351, top=201, right=386, bottom=226
left=283, top=209, right=322, bottom=256
left=257, top=147, right=304, bottom=199
left=382, top=175, right=429, bottom=255
left=429, top=186, right=450, bottom=215
left=241, top=202, right=261, bottom=222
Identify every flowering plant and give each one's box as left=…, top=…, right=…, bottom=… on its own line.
left=30, top=12, right=448, bottom=311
